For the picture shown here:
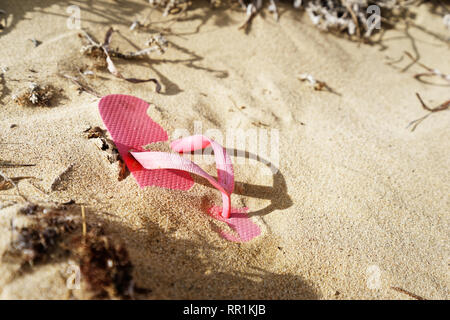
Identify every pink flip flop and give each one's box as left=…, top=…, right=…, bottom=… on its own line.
left=98, top=94, right=261, bottom=241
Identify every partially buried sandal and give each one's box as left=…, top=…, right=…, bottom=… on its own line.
left=98, top=94, right=260, bottom=242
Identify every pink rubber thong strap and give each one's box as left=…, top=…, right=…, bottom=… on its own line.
left=171, top=134, right=234, bottom=204
left=131, top=135, right=234, bottom=218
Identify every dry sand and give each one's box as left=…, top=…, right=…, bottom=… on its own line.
left=0, top=1, right=449, bottom=299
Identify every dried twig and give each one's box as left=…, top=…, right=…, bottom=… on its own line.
left=0, top=171, right=28, bottom=202
left=60, top=73, right=102, bottom=98
left=405, top=51, right=450, bottom=85
left=239, top=1, right=261, bottom=32
left=407, top=93, right=450, bottom=131
left=80, top=28, right=162, bottom=93
left=0, top=161, right=35, bottom=168
left=391, top=286, right=426, bottom=300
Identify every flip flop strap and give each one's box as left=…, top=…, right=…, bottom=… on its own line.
left=131, top=135, right=234, bottom=218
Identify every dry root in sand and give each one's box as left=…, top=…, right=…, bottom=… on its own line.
left=2, top=203, right=146, bottom=299
left=12, top=82, right=56, bottom=107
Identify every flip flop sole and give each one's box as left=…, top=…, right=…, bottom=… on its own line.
left=98, top=94, right=194, bottom=190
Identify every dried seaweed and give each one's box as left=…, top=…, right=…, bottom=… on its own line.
left=79, top=28, right=163, bottom=92
left=233, top=0, right=416, bottom=38
left=3, top=205, right=78, bottom=268
left=12, top=83, right=56, bottom=107
left=146, top=0, right=432, bottom=39
left=73, top=230, right=135, bottom=299
left=3, top=203, right=148, bottom=299
left=407, top=93, right=450, bottom=131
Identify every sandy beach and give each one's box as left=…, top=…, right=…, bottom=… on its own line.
left=0, top=0, right=448, bottom=299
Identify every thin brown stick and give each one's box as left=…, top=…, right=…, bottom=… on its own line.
left=391, top=287, right=426, bottom=300
left=80, top=28, right=162, bottom=92
left=343, top=1, right=361, bottom=39
left=0, top=161, right=35, bottom=167
left=404, top=51, right=450, bottom=85
left=407, top=93, right=450, bottom=131
left=415, top=93, right=450, bottom=113
left=0, top=171, right=28, bottom=202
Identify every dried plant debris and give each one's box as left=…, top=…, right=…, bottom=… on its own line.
left=73, top=230, right=135, bottom=299
left=239, top=0, right=261, bottom=31
left=391, top=286, right=426, bottom=300
left=298, top=73, right=340, bottom=94
left=83, top=126, right=130, bottom=180
left=234, top=0, right=416, bottom=37
left=28, top=38, right=42, bottom=47
left=3, top=204, right=79, bottom=268
left=79, top=28, right=163, bottom=92
left=404, top=51, right=450, bottom=86
left=84, top=126, right=119, bottom=163
left=0, top=9, right=6, bottom=30
left=84, top=126, right=105, bottom=139
left=0, top=161, right=35, bottom=168
left=149, top=0, right=192, bottom=16
left=3, top=203, right=148, bottom=299
left=0, top=175, right=33, bottom=191
left=60, top=73, right=102, bottom=98
left=12, top=82, right=56, bottom=107
left=407, top=93, right=450, bottom=131
left=0, top=171, right=29, bottom=201
left=147, top=0, right=436, bottom=39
